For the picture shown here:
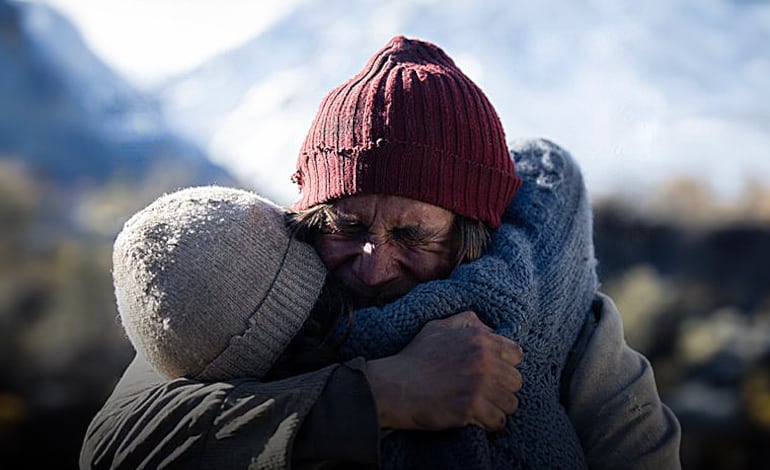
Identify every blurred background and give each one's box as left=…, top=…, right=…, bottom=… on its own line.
left=0, top=0, right=768, bottom=468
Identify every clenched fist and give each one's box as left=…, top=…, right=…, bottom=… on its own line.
left=367, top=310, right=523, bottom=432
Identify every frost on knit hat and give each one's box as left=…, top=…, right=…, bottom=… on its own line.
left=292, top=35, right=522, bottom=228
left=112, top=186, right=327, bottom=381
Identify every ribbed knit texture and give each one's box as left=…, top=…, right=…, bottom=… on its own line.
left=292, top=36, right=522, bottom=228
left=112, top=186, right=327, bottom=381
left=335, top=139, right=597, bottom=468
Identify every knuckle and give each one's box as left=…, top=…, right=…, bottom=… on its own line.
left=507, top=394, right=520, bottom=413
left=511, top=344, right=524, bottom=363
left=469, top=397, right=487, bottom=418
left=460, top=310, right=479, bottom=321
left=467, top=350, right=493, bottom=371
left=510, top=369, right=523, bottom=390
left=487, top=412, right=506, bottom=432
left=460, top=408, right=476, bottom=425
left=471, top=328, right=497, bottom=347
left=464, top=333, right=487, bottom=353
left=497, top=413, right=508, bottom=430
left=458, top=398, right=479, bottom=423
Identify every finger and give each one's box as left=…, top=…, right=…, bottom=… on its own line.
left=494, top=390, right=520, bottom=416
left=461, top=310, right=494, bottom=331
left=467, top=401, right=509, bottom=432
left=441, top=310, right=489, bottom=330
left=496, top=336, right=524, bottom=366
left=483, top=375, right=521, bottom=417
left=466, top=312, right=494, bottom=331
left=506, top=367, right=524, bottom=394
left=489, top=366, right=523, bottom=397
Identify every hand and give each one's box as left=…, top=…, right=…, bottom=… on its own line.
left=366, top=310, right=523, bottom=432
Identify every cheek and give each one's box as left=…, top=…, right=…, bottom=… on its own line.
left=314, top=235, right=357, bottom=270
left=401, top=249, right=455, bottom=282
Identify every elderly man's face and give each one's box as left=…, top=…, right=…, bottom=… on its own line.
left=314, top=194, right=458, bottom=308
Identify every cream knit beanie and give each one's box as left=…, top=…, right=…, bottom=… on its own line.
left=112, top=186, right=327, bottom=381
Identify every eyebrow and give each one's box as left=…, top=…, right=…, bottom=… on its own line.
left=393, top=224, right=448, bottom=242
left=329, top=210, right=358, bottom=222
left=326, top=209, right=357, bottom=223
left=323, top=209, right=363, bottom=231
left=325, top=207, right=451, bottom=241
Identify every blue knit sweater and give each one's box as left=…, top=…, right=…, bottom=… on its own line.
left=335, top=139, right=598, bottom=469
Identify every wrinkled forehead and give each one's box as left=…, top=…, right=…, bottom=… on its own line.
left=330, top=193, right=455, bottom=228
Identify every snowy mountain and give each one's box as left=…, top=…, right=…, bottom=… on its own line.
left=0, top=0, right=234, bottom=187
left=158, top=0, right=770, bottom=206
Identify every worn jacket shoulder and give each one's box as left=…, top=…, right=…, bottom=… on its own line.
left=566, top=293, right=682, bottom=470
left=80, top=355, right=337, bottom=470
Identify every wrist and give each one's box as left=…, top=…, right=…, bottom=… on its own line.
left=366, top=356, right=408, bottom=430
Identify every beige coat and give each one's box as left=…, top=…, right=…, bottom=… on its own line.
left=567, top=293, right=681, bottom=469
left=80, top=293, right=681, bottom=469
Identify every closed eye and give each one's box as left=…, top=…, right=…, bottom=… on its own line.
left=324, top=213, right=367, bottom=237
left=391, top=226, right=436, bottom=247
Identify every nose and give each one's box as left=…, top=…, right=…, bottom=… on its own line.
left=353, top=239, right=400, bottom=288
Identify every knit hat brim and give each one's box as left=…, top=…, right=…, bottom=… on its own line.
left=195, top=235, right=326, bottom=381
left=292, top=36, right=522, bottom=228
left=294, top=139, right=522, bottom=227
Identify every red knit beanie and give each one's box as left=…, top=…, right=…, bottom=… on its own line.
left=292, top=35, right=522, bottom=228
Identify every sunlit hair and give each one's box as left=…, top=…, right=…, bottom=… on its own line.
left=286, top=202, right=491, bottom=265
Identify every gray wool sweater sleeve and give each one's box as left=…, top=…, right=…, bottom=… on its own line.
left=568, top=293, right=682, bottom=470
left=80, top=355, right=379, bottom=470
